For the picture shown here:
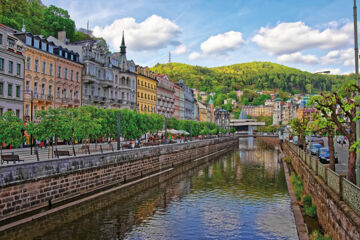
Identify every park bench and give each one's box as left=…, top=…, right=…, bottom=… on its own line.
left=54, top=150, right=71, bottom=158
left=1, top=154, right=23, bottom=164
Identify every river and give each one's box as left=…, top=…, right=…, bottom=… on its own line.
left=34, top=138, right=298, bottom=240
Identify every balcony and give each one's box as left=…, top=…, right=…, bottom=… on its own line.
left=100, top=79, right=113, bottom=88
left=83, top=75, right=96, bottom=84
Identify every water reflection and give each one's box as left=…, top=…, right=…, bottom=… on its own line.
left=34, top=138, right=297, bottom=240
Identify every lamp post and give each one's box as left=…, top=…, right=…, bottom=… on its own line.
left=354, top=0, right=360, bottom=185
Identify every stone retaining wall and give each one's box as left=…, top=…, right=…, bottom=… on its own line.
left=282, top=142, right=360, bottom=240
left=0, top=137, right=237, bottom=221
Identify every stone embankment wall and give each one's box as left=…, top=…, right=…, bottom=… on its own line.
left=0, top=137, right=237, bottom=221
left=282, top=142, right=360, bottom=240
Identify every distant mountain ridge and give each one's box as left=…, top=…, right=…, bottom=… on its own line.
left=151, top=62, right=350, bottom=94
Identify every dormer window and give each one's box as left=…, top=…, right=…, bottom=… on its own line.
left=59, top=49, right=62, bottom=56
left=34, top=39, right=39, bottom=48
left=49, top=45, right=53, bottom=53
left=41, top=42, right=47, bottom=51
left=70, top=54, right=73, bottom=61
left=25, top=36, right=32, bottom=45
left=65, top=51, right=68, bottom=58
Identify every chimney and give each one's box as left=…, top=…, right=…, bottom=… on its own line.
left=57, top=31, right=66, bottom=43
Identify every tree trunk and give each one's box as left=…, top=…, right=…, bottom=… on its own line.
left=328, top=132, right=335, bottom=171
left=348, top=139, right=356, bottom=183
left=301, top=134, right=306, bottom=151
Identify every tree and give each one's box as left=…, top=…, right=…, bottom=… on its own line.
left=308, top=96, right=337, bottom=170
left=42, top=5, right=75, bottom=41
left=290, top=117, right=310, bottom=151
left=0, top=111, right=24, bottom=150
left=309, top=83, right=359, bottom=183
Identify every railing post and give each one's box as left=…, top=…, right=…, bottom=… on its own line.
left=73, top=145, right=76, bottom=156
left=339, top=174, right=346, bottom=200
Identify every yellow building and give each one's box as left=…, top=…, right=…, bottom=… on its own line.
left=198, top=102, right=208, bottom=122
left=135, top=66, right=158, bottom=113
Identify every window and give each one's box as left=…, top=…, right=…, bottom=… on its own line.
left=70, top=90, right=73, bottom=99
left=34, top=83, right=39, bottom=96
left=58, top=66, right=61, bottom=77
left=0, top=58, right=4, bottom=71
left=34, top=59, right=38, bottom=72
left=41, top=84, right=45, bottom=96
left=49, top=45, right=53, bottom=54
left=34, top=39, right=39, bottom=48
left=59, top=49, right=62, bottom=56
left=63, top=89, right=66, bottom=98
left=70, top=70, right=73, bottom=80
left=42, top=61, right=46, bottom=74
left=76, top=72, right=79, bottom=82
left=49, top=63, right=53, bottom=76
left=57, top=87, right=60, bottom=98
left=7, top=83, right=12, bottom=97
left=64, top=68, right=67, bottom=79
left=0, top=82, right=3, bottom=95
left=65, top=52, right=68, bottom=58
left=25, top=81, right=30, bottom=91
left=49, top=85, right=52, bottom=97
left=16, top=63, right=21, bottom=75
left=0, top=33, right=2, bottom=45
left=25, top=105, right=29, bottom=117
left=27, top=57, right=31, bottom=70
left=16, top=85, right=20, bottom=98
left=16, top=109, right=20, bottom=118
left=25, top=36, right=32, bottom=45
left=41, top=42, right=47, bottom=51
left=8, top=61, right=13, bottom=73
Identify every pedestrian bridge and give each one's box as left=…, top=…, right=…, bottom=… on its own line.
left=230, top=119, right=265, bottom=135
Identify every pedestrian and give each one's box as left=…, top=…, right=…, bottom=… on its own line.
left=40, top=141, right=44, bottom=149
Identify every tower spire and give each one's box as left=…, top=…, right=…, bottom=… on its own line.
left=120, top=31, right=126, bottom=55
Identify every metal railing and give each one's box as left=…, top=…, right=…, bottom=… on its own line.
left=286, top=141, right=360, bottom=216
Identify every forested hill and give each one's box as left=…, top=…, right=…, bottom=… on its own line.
left=151, top=62, right=351, bottom=94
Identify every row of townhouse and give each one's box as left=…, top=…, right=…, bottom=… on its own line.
left=0, top=24, right=200, bottom=121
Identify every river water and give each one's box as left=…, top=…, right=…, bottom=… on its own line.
left=35, top=138, right=298, bottom=240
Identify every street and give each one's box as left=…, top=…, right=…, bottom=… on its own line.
left=322, top=137, right=349, bottom=176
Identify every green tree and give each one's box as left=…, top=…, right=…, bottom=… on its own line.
left=0, top=111, right=24, bottom=149
left=42, top=5, right=75, bottom=41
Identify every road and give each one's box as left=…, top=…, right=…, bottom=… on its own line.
left=322, top=137, right=349, bottom=176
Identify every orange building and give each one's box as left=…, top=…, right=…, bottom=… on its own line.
left=15, top=32, right=82, bottom=120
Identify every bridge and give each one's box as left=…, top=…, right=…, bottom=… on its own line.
left=230, top=119, right=265, bottom=135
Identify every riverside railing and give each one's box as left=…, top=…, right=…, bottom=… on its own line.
left=286, top=141, right=360, bottom=216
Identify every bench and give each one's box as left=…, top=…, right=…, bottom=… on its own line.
left=54, top=150, right=71, bottom=157
left=1, top=154, right=23, bottom=164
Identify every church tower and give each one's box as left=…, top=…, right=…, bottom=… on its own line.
left=119, top=31, right=128, bottom=71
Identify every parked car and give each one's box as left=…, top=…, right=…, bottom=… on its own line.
left=310, top=143, right=322, bottom=155
left=318, top=147, right=339, bottom=164
left=312, top=137, right=325, bottom=146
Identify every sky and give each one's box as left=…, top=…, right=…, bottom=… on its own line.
left=42, top=0, right=355, bottom=74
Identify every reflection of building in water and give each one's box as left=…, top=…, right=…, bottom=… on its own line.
left=208, top=165, right=213, bottom=178
left=238, top=142, right=281, bottom=179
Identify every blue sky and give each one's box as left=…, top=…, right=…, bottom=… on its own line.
left=43, top=0, right=355, bottom=74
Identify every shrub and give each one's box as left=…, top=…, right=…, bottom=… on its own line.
left=310, top=230, right=332, bottom=240
left=305, top=205, right=317, bottom=218
left=290, top=172, right=304, bottom=201
left=303, top=195, right=312, bottom=207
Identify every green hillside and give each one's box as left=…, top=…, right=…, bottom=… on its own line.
left=151, top=62, right=350, bottom=94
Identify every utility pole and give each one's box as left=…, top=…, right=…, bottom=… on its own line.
left=354, top=0, right=360, bottom=186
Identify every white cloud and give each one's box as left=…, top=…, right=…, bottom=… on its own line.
left=321, top=48, right=354, bottom=66
left=200, top=31, right=245, bottom=54
left=252, top=21, right=352, bottom=55
left=172, top=44, right=188, bottom=55
left=93, top=15, right=181, bottom=51
left=277, top=52, right=319, bottom=64
left=189, top=52, right=203, bottom=60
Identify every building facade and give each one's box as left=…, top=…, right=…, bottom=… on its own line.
left=173, top=84, right=180, bottom=119
left=156, top=74, right=175, bottom=117
left=0, top=25, right=25, bottom=118
left=242, top=105, right=273, bottom=118
left=193, top=99, right=200, bottom=122
left=136, top=66, right=157, bottom=113
left=110, top=34, right=137, bottom=109
left=198, top=101, right=208, bottom=122
left=177, top=79, right=194, bottom=120
left=273, top=96, right=297, bottom=125
left=214, top=108, right=230, bottom=131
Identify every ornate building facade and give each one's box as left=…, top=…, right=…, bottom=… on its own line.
left=136, top=66, right=157, bottom=113
left=0, top=24, right=25, bottom=118
left=156, top=74, right=175, bottom=117
left=214, top=108, right=230, bottom=131
left=177, top=79, right=194, bottom=120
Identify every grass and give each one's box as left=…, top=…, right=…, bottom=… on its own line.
left=310, top=230, right=332, bottom=240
